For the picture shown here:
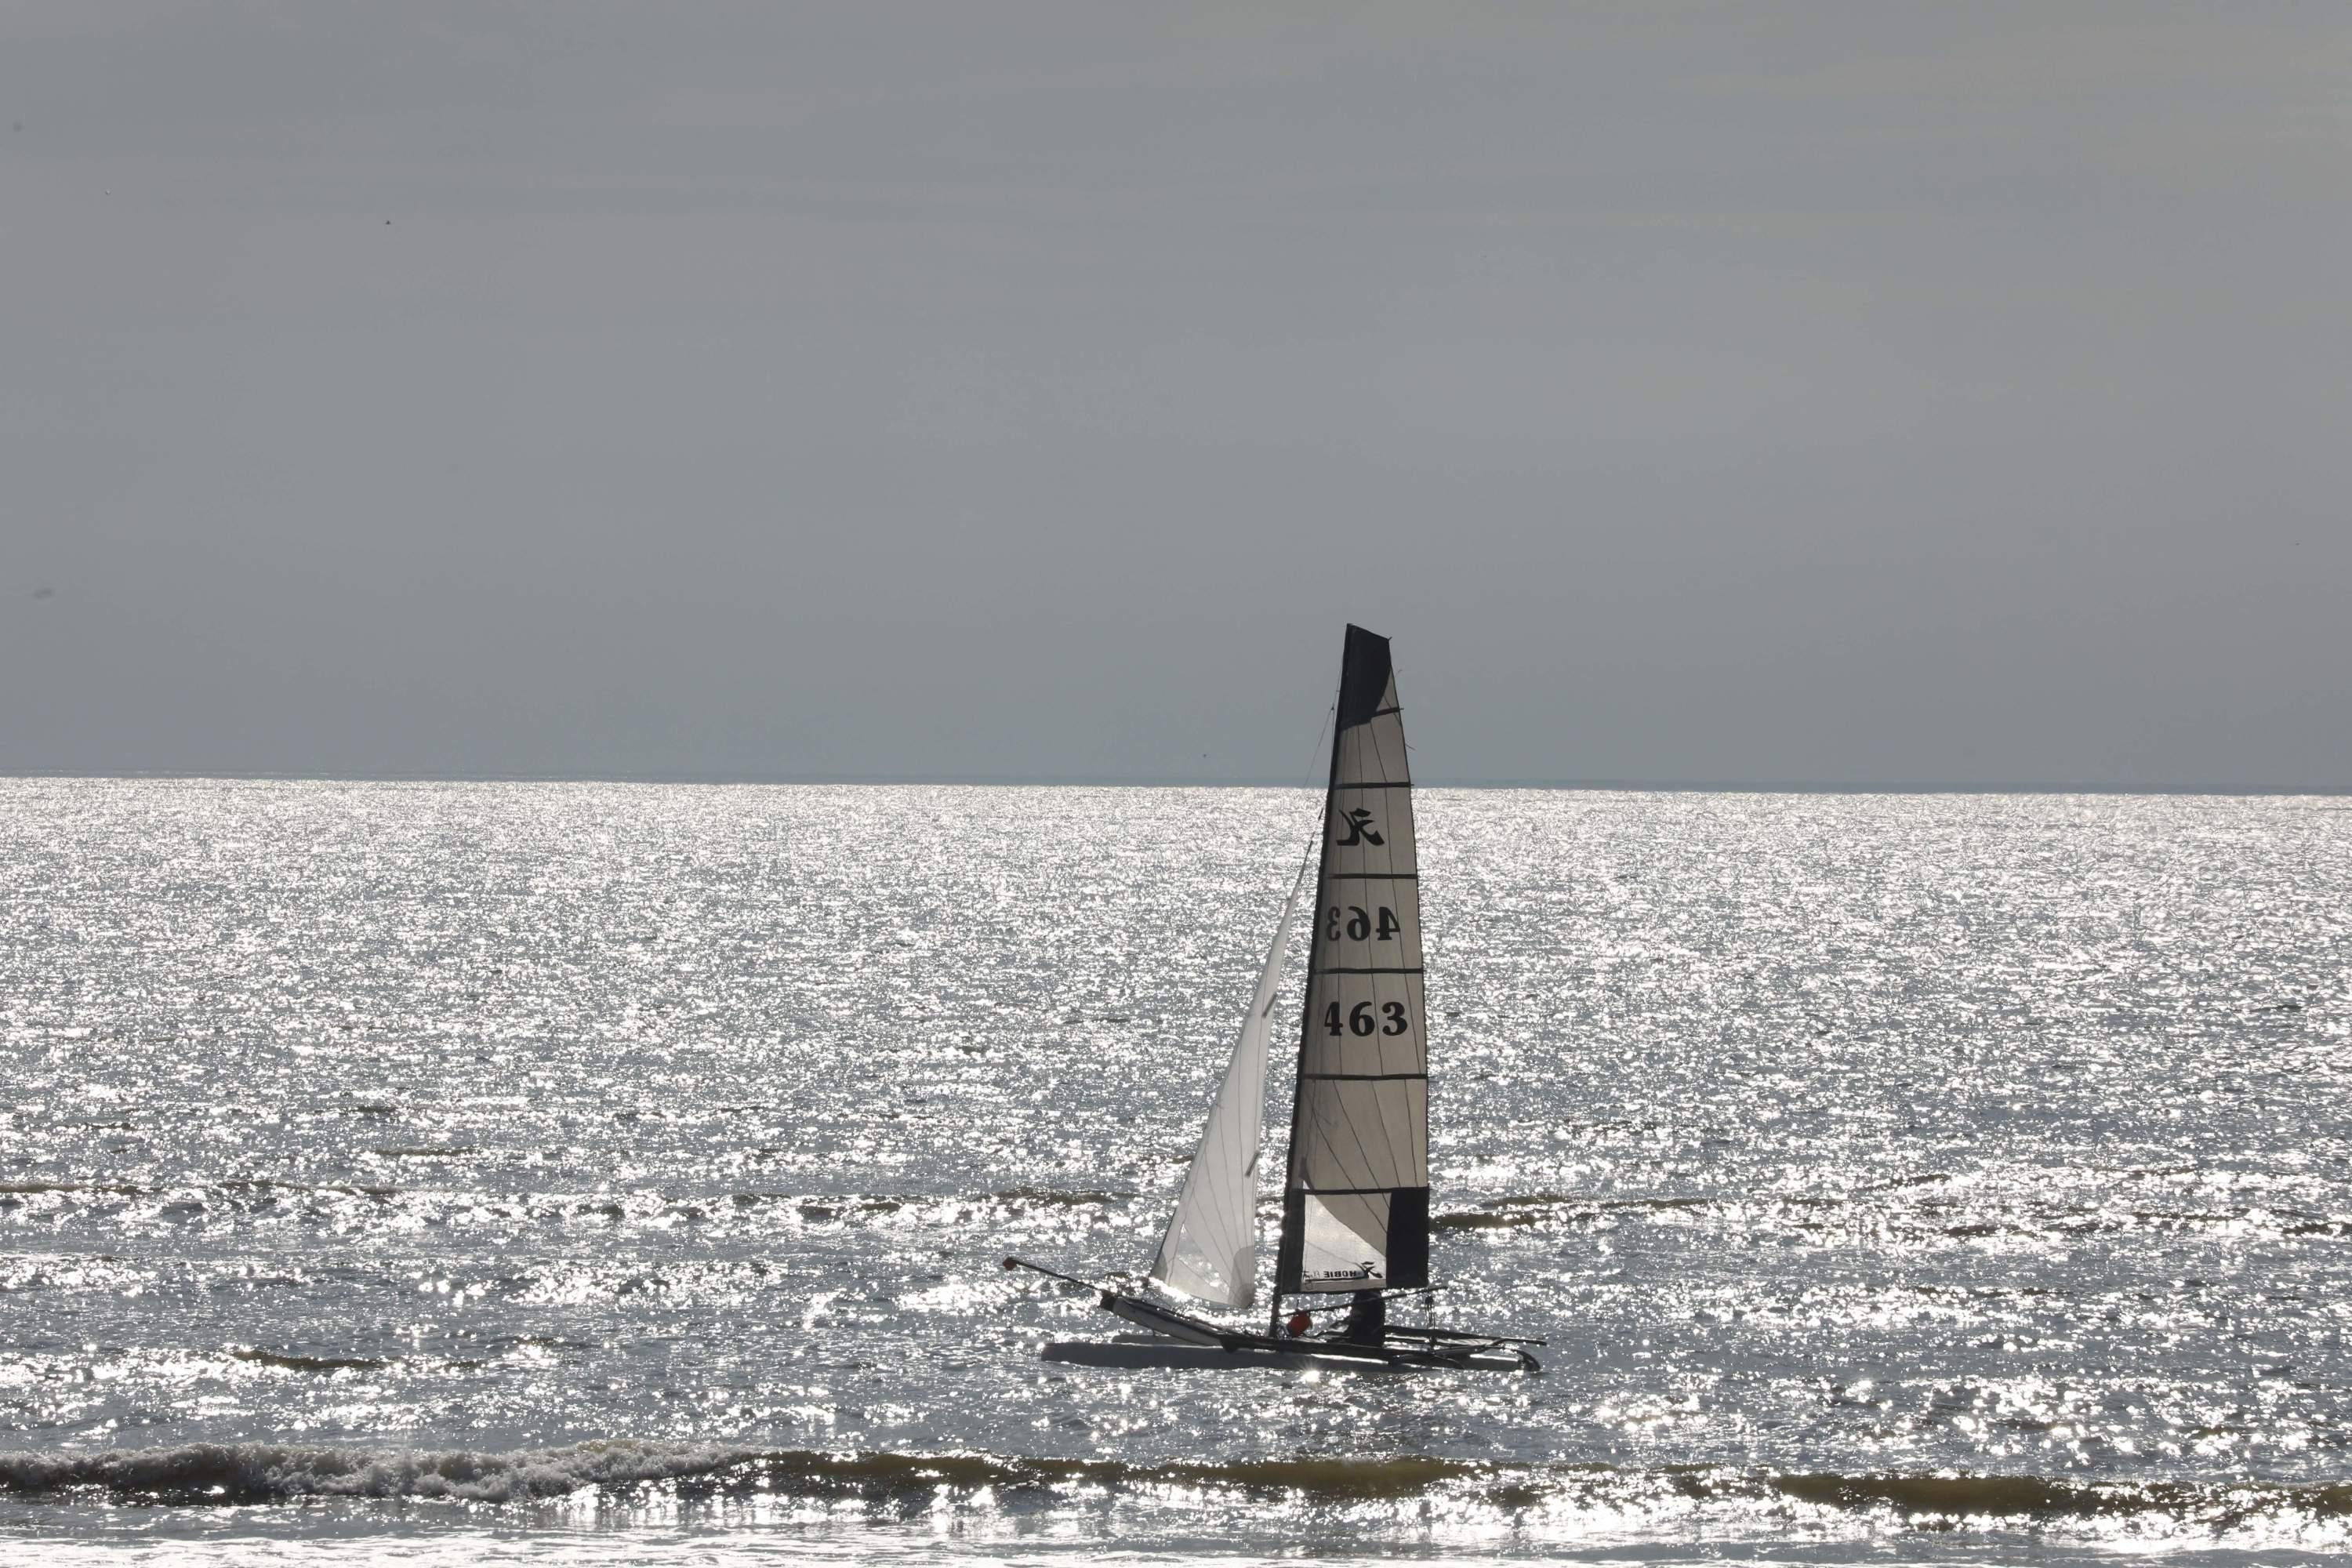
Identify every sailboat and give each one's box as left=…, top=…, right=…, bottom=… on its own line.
left=1007, top=626, right=1542, bottom=1374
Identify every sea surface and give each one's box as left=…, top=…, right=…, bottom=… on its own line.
left=2, top=780, right=2347, bottom=1565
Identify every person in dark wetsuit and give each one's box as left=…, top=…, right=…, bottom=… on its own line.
left=1341, top=1288, right=1386, bottom=1345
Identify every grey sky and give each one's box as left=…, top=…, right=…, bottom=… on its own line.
left=4, top=3, right=2347, bottom=786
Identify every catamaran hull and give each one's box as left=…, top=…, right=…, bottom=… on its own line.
left=1043, top=1335, right=1356, bottom=1372
left=1044, top=1334, right=1537, bottom=1374
left=1076, top=1290, right=1541, bottom=1374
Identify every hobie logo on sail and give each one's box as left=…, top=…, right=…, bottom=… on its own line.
left=1335, top=808, right=1384, bottom=847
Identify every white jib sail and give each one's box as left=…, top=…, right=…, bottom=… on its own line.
left=1149, top=862, right=1309, bottom=1308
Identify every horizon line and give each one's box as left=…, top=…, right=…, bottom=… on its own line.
left=4, top=769, right=2348, bottom=798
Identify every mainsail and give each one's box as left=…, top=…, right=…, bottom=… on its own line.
left=1148, top=862, right=1308, bottom=1306
left=1274, top=625, right=1431, bottom=1295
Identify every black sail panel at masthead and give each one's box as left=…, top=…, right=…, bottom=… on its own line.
left=1274, top=625, right=1432, bottom=1295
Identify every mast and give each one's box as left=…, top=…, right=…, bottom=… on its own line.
left=1271, top=626, right=1431, bottom=1328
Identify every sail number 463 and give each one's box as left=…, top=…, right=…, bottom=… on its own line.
left=1324, top=1000, right=1410, bottom=1036
left=1324, top=905, right=1402, bottom=942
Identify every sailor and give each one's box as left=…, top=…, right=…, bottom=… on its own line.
left=1341, top=1288, right=1386, bottom=1345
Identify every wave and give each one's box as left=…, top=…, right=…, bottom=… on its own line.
left=0, top=1183, right=1115, bottom=1240
left=0, top=1439, right=760, bottom=1505
left=1432, top=1192, right=1711, bottom=1230
left=0, top=1179, right=394, bottom=1202
left=1422, top=1187, right=2352, bottom=1243
left=4, top=1441, right=2349, bottom=1534
left=1769, top=1470, right=2352, bottom=1526
left=226, top=1348, right=387, bottom=1373
left=987, top=1188, right=1125, bottom=1207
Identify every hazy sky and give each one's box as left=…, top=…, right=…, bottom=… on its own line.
left=5, top=4, right=2346, bottom=786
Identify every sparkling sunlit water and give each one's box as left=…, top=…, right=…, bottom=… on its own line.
left=2, top=781, right=2347, bottom=1563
